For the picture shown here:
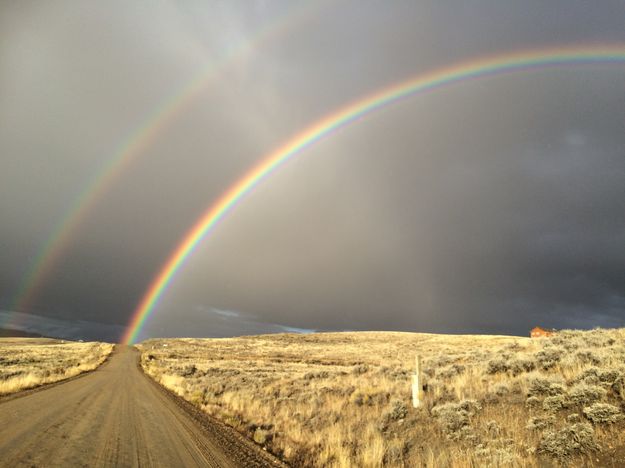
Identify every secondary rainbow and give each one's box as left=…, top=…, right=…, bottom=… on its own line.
left=4, top=1, right=325, bottom=328
left=120, top=44, right=625, bottom=344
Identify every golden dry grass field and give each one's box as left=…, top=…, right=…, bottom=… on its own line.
left=0, top=338, right=114, bottom=395
left=137, top=329, right=625, bottom=467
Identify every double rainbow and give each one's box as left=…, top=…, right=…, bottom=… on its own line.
left=5, top=1, right=325, bottom=327
left=121, top=45, right=625, bottom=344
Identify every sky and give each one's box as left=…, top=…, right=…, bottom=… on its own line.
left=1, top=0, right=624, bottom=341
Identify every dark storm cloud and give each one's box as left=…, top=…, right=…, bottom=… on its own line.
left=1, top=1, right=624, bottom=339
left=0, top=310, right=124, bottom=342
left=155, top=68, right=625, bottom=337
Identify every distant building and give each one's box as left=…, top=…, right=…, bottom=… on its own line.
left=530, top=326, right=557, bottom=338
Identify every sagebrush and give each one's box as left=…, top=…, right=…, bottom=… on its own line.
left=138, top=328, right=625, bottom=467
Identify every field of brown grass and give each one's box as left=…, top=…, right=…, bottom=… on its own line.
left=137, top=329, right=625, bottom=467
left=0, top=338, right=114, bottom=395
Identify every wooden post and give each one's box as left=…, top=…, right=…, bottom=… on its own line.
left=412, top=354, right=423, bottom=408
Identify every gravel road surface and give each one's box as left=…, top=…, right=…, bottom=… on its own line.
left=0, top=345, right=284, bottom=467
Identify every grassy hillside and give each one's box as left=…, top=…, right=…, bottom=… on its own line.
left=137, top=329, right=625, bottom=467
left=0, top=338, right=114, bottom=395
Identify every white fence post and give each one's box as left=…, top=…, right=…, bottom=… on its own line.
left=412, top=355, right=423, bottom=408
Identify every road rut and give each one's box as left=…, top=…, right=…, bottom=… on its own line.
left=0, top=346, right=284, bottom=467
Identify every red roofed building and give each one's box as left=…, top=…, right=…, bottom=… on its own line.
left=530, top=326, right=556, bottom=338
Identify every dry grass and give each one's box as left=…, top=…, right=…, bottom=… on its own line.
left=0, top=337, right=113, bottom=395
left=137, top=328, right=625, bottom=467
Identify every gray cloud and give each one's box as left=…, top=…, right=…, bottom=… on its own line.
left=0, top=310, right=124, bottom=342
left=1, top=1, right=624, bottom=340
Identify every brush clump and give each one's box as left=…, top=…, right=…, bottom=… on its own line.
left=583, top=403, right=623, bottom=424
left=538, top=422, right=598, bottom=460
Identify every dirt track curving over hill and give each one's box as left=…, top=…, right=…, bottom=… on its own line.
left=0, top=345, right=284, bottom=467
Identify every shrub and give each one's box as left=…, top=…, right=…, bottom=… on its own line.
left=505, top=341, right=523, bottom=351
left=474, top=445, right=515, bottom=465
left=486, top=359, right=508, bottom=375
left=437, top=364, right=465, bottom=379
left=526, top=415, right=555, bottom=431
left=548, top=384, right=567, bottom=396
left=612, top=375, right=625, bottom=400
left=508, top=356, right=535, bottom=375
left=449, top=425, right=479, bottom=443
left=535, top=347, right=564, bottom=370
left=526, top=396, right=541, bottom=409
left=582, top=331, right=610, bottom=348
left=538, top=423, right=598, bottom=459
left=385, top=400, right=408, bottom=422
left=188, top=389, right=205, bottom=406
left=303, top=371, right=329, bottom=380
left=492, top=383, right=509, bottom=396
left=180, top=364, right=197, bottom=377
left=575, top=367, right=600, bottom=385
left=350, top=388, right=389, bottom=406
left=583, top=403, right=623, bottom=424
left=458, top=399, right=482, bottom=414
left=575, top=350, right=602, bottom=366
left=560, top=337, right=585, bottom=351
left=528, top=377, right=565, bottom=397
left=432, top=403, right=469, bottom=433
left=597, top=369, right=622, bottom=385
left=486, top=420, right=501, bottom=437
left=383, top=440, right=407, bottom=465
left=427, top=354, right=454, bottom=368
left=253, top=427, right=273, bottom=445
left=543, top=395, right=569, bottom=413
left=432, top=400, right=480, bottom=435
left=568, top=384, right=606, bottom=406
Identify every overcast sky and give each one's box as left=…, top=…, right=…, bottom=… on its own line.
left=1, top=0, right=624, bottom=341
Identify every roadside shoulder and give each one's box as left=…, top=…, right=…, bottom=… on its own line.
left=136, top=351, right=287, bottom=468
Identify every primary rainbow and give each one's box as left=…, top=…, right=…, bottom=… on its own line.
left=4, top=1, right=324, bottom=328
left=119, top=44, right=625, bottom=344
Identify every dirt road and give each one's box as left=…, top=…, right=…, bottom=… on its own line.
left=0, top=346, right=284, bottom=467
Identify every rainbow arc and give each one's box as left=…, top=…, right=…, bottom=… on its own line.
left=121, top=45, right=625, bottom=344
